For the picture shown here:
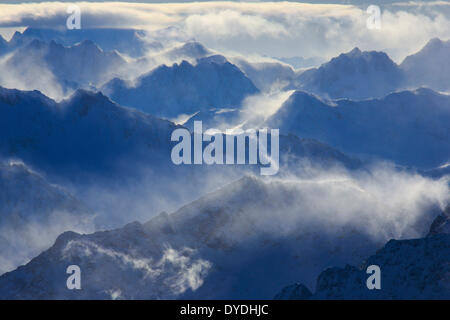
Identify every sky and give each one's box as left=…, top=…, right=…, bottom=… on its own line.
left=0, top=1, right=449, bottom=61
left=0, top=1, right=447, bottom=3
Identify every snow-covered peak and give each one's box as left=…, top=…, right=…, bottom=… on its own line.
left=0, top=86, right=55, bottom=107
left=292, top=47, right=404, bottom=99
left=401, top=38, right=450, bottom=91
left=64, top=88, right=112, bottom=107
left=3, top=38, right=126, bottom=98
left=102, top=57, right=258, bottom=118
left=275, top=202, right=450, bottom=300
left=0, top=159, right=93, bottom=275
left=265, top=88, right=450, bottom=168
left=197, top=54, right=229, bottom=65
left=330, top=47, right=395, bottom=68
left=288, top=234, right=450, bottom=299
left=167, top=41, right=212, bottom=60
left=11, top=27, right=150, bottom=57
left=0, top=169, right=445, bottom=299
left=403, top=38, right=449, bottom=65
left=230, top=57, right=296, bottom=91
left=0, top=86, right=177, bottom=180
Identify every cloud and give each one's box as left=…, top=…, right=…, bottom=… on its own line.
left=0, top=2, right=449, bottom=61
left=240, top=89, right=294, bottom=121
left=0, top=51, right=66, bottom=100
left=0, top=210, right=94, bottom=274
left=209, top=162, right=450, bottom=244
left=184, top=9, right=288, bottom=39
left=63, top=240, right=212, bottom=297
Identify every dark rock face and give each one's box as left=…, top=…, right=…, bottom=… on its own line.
left=428, top=205, right=450, bottom=236
left=274, top=207, right=450, bottom=300
left=312, top=234, right=450, bottom=299
left=273, top=283, right=312, bottom=300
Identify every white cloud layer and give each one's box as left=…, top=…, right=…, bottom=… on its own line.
left=63, top=240, right=211, bottom=298
left=0, top=2, right=449, bottom=61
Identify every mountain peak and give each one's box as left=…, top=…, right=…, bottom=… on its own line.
left=167, top=41, right=211, bottom=60
left=67, top=89, right=111, bottom=106
left=26, top=38, right=45, bottom=50
left=179, top=41, right=209, bottom=55
left=275, top=233, right=450, bottom=300
left=274, top=283, right=313, bottom=300
left=411, top=38, right=450, bottom=57
left=197, top=54, right=228, bottom=65
left=54, top=231, right=83, bottom=247
left=424, top=37, right=447, bottom=49
left=74, top=39, right=102, bottom=52
left=0, top=86, right=54, bottom=106
left=400, top=37, right=450, bottom=91
left=348, top=47, right=362, bottom=56
left=428, top=204, right=450, bottom=236
left=334, top=47, right=392, bottom=63
left=103, top=54, right=258, bottom=118
left=294, top=47, right=402, bottom=99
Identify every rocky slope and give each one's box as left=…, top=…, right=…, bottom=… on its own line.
left=401, top=38, right=450, bottom=92
left=102, top=56, right=259, bottom=119
left=1, top=39, right=126, bottom=97
left=274, top=206, right=450, bottom=299
left=265, top=88, right=450, bottom=168
left=291, top=48, right=404, bottom=100
left=0, top=174, right=445, bottom=299
left=0, top=160, right=93, bottom=275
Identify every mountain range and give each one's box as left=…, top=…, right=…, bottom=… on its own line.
left=102, top=55, right=259, bottom=119
left=275, top=206, right=450, bottom=299
left=291, top=47, right=404, bottom=100
left=5, top=27, right=155, bottom=58
left=3, top=39, right=126, bottom=95
left=0, top=87, right=175, bottom=178
left=0, top=85, right=365, bottom=236
left=0, top=174, right=442, bottom=299
left=401, top=38, right=450, bottom=92
left=265, top=88, right=450, bottom=168
left=290, top=38, right=450, bottom=99
left=0, top=25, right=448, bottom=301
left=0, top=160, right=93, bottom=275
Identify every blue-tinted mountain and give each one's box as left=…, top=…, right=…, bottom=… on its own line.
left=401, top=38, right=450, bottom=92
left=102, top=56, right=259, bottom=119
left=265, top=89, right=450, bottom=168
left=0, top=160, right=93, bottom=275
left=232, top=58, right=296, bottom=92
left=0, top=87, right=176, bottom=177
left=166, top=41, right=212, bottom=60
left=0, top=35, right=7, bottom=53
left=4, top=39, right=126, bottom=95
left=0, top=86, right=364, bottom=232
left=0, top=173, right=439, bottom=299
left=275, top=206, right=450, bottom=299
left=8, top=27, right=157, bottom=57
left=291, top=48, right=404, bottom=99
